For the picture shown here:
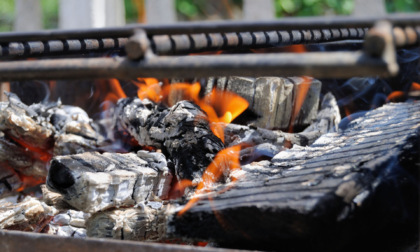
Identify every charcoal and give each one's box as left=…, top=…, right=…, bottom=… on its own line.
left=224, top=92, right=340, bottom=150
left=0, top=92, right=54, bottom=149
left=46, top=151, right=172, bottom=213
left=47, top=209, right=89, bottom=238
left=0, top=166, right=22, bottom=198
left=40, top=184, right=71, bottom=210
left=53, top=134, right=98, bottom=156
left=204, top=76, right=321, bottom=130
left=86, top=202, right=166, bottom=241
left=0, top=196, right=57, bottom=232
left=115, top=98, right=224, bottom=181
left=0, top=93, right=103, bottom=156
left=168, top=101, right=420, bottom=251
left=303, top=92, right=341, bottom=134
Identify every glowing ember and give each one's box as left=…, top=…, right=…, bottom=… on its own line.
left=17, top=175, right=45, bottom=192
left=178, top=145, right=242, bottom=216
left=9, top=135, right=52, bottom=163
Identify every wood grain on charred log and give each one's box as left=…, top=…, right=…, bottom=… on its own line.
left=168, top=101, right=420, bottom=251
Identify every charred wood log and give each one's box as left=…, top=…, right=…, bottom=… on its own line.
left=46, top=151, right=172, bottom=213
left=114, top=98, right=224, bottom=181
left=168, top=101, right=420, bottom=251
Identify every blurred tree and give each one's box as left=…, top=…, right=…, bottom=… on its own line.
left=274, top=0, right=354, bottom=17
left=41, top=0, right=58, bottom=29
left=175, top=0, right=243, bottom=20
left=0, top=0, right=14, bottom=31
left=1, top=0, right=420, bottom=31
left=386, top=0, right=420, bottom=12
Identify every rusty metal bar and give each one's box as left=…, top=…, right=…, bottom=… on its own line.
left=0, top=51, right=396, bottom=81
left=0, top=230, right=238, bottom=252
left=0, top=13, right=420, bottom=43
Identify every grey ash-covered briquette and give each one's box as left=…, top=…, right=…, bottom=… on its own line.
left=114, top=98, right=225, bottom=182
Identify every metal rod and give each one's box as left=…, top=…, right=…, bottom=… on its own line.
left=1, top=13, right=420, bottom=42
left=0, top=38, right=128, bottom=58
left=0, top=28, right=368, bottom=59
left=150, top=28, right=368, bottom=55
left=0, top=230, right=231, bottom=252
left=1, top=24, right=418, bottom=59
left=0, top=52, right=396, bottom=81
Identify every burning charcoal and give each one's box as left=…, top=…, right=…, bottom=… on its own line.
left=0, top=196, right=58, bottom=231
left=47, top=209, right=90, bottom=238
left=46, top=152, right=172, bottom=213
left=224, top=92, right=340, bottom=151
left=53, top=134, right=98, bottom=156
left=168, top=101, right=420, bottom=251
left=303, top=92, right=341, bottom=135
left=40, top=184, right=71, bottom=210
left=291, top=77, right=322, bottom=127
left=86, top=202, right=166, bottom=241
left=0, top=92, right=54, bottom=149
left=0, top=135, right=47, bottom=197
left=204, top=77, right=321, bottom=130
left=115, top=98, right=224, bottom=181
left=0, top=166, right=22, bottom=198
left=224, top=123, right=323, bottom=149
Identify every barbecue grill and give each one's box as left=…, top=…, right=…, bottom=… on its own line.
left=0, top=13, right=419, bottom=252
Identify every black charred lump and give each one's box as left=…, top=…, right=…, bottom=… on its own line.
left=114, top=98, right=224, bottom=181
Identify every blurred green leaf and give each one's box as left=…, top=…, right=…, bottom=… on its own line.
left=176, top=0, right=199, bottom=17
left=0, top=0, right=14, bottom=31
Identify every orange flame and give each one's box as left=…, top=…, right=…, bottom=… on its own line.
left=286, top=44, right=306, bottom=53
left=288, top=77, right=312, bottom=132
left=101, top=79, right=127, bottom=111
left=133, top=78, right=162, bottom=103
left=387, top=82, right=420, bottom=102
left=410, top=82, right=420, bottom=91
left=386, top=90, right=405, bottom=102
left=197, top=89, right=249, bottom=142
left=177, top=145, right=242, bottom=216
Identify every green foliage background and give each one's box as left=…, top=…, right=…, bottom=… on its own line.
left=0, top=0, right=419, bottom=31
